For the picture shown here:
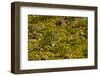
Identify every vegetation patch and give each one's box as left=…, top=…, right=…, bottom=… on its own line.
left=28, top=15, right=88, bottom=60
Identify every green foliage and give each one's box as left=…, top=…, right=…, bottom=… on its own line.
left=28, top=15, right=88, bottom=60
